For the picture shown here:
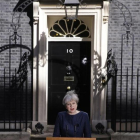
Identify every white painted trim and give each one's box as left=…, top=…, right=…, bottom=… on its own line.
left=38, top=8, right=47, bottom=122
left=33, top=1, right=110, bottom=129
left=48, top=38, right=91, bottom=42
left=33, top=1, right=39, bottom=123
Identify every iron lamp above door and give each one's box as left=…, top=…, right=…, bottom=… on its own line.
left=64, top=0, right=80, bottom=20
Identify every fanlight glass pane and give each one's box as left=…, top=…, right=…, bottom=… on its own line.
left=66, top=20, right=73, bottom=33
left=50, top=31, right=64, bottom=37
left=66, top=34, right=73, bottom=37
left=72, top=20, right=80, bottom=33
left=74, top=24, right=86, bottom=34
left=59, top=20, right=67, bottom=33
left=76, top=31, right=90, bottom=37
left=49, top=18, right=90, bottom=38
left=53, top=24, right=65, bottom=35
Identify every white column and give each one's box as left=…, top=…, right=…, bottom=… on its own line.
left=32, top=1, right=45, bottom=131
left=37, top=8, right=47, bottom=131
left=92, top=1, right=110, bottom=132
left=100, top=0, right=110, bottom=120
left=33, top=0, right=39, bottom=122
left=32, top=2, right=48, bottom=132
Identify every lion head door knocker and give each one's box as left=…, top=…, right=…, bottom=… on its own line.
left=35, top=122, right=44, bottom=134
left=95, top=123, right=104, bottom=134
left=66, top=64, right=72, bottom=76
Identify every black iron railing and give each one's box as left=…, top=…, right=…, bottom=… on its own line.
left=0, top=0, right=33, bottom=131
left=107, top=68, right=140, bottom=132
left=106, top=0, right=136, bottom=132
left=0, top=68, right=32, bottom=131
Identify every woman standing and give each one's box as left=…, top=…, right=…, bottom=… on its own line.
left=53, top=90, right=91, bottom=137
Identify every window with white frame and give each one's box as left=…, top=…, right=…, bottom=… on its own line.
left=49, top=18, right=90, bottom=38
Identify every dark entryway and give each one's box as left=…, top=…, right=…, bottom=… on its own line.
left=48, top=41, right=91, bottom=124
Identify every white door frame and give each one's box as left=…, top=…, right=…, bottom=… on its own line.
left=33, top=1, right=110, bottom=131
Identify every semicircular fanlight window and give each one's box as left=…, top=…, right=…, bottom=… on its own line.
left=49, top=18, right=90, bottom=38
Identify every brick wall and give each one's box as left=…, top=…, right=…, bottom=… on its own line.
left=0, top=0, right=32, bottom=71
left=108, top=0, right=140, bottom=73
left=0, top=0, right=32, bottom=126
left=107, top=0, right=140, bottom=124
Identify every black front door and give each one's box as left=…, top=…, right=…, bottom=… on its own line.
left=48, top=42, right=91, bottom=125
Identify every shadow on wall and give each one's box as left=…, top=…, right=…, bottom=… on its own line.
left=13, top=0, right=33, bottom=27
left=92, top=50, right=108, bottom=121
left=93, top=50, right=105, bottom=95
left=39, top=32, right=47, bottom=67
left=33, top=32, right=47, bottom=68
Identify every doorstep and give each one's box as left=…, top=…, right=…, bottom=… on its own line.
left=31, top=130, right=53, bottom=138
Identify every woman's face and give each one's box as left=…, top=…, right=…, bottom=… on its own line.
left=66, top=100, right=77, bottom=115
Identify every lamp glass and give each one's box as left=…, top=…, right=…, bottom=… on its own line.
left=64, top=0, right=79, bottom=20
